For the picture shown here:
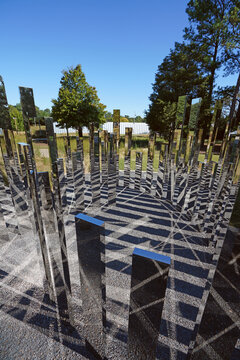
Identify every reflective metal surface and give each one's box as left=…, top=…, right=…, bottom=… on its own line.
left=0, top=76, right=12, bottom=130
left=57, top=158, right=68, bottom=211
left=90, top=131, right=101, bottom=208
left=135, top=151, right=142, bottom=191
left=0, top=170, right=10, bottom=242
left=108, top=134, right=116, bottom=205
left=19, top=142, right=54, bottom=301
left=72, top=152, right=85, bottom=212
left=45, top=117, right=73, bottom=323
left=124, top=127, right=132, bottom=188
left=128, top=248, right=171, bottom=360
left=75, top=213, right=106, bottom=359
left=145, top=132, right=155, bottom=193
left=37, top=171, right=56, bottom=234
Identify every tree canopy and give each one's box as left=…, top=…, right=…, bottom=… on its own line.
left=184, top=0, right=240, bottom=132
left=146, top=0, right=240, bottom=137
left=52, top=65, right=106, bottom=134
left=145, top=41, right=205, bottom=136
left=9, top=105, right=24, bottom=130
left=8, top=103, right=51, bottom=130
left=120, top=117, right=129, bottom=122
left=222, top=3, right=240, bottom=73
left=104, top=112, right=145, bottom=123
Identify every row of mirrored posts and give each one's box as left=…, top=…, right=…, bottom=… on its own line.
left=0, top=78, right=240, bottom=359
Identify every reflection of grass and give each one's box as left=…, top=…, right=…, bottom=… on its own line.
left=0, top=132, right=223, bottom=174
left=14, top=133, right=26, bottom=144
left=1, top=130, right=240, bottom=227
left=10, top=132, right=90, bottom=172
left=198, top=153, right=219, bottom=162
left=33, top=145, right=41, bottom=158
left=10, top=133, right=162, bottom=173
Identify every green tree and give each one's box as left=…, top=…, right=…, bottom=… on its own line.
left=8, top=103, right=52, bottom=130
left=147, top=1, right=240, bottom=138
left=184, top=0, right=240, bottom=138
left=34, top=106, right=52, bottom=127
left=222, top=3, right=240, bottom=73
left=146, top=42, right=204, bottom=135
left=135, top=116, right=145, bottom=122
left=36, top=107, right=51, bottom=118
left=104, top=111, right=112, bottom=121
left=8, top=105, right=24, bottom=131
left=146, top=100, right=177, bottom=139
left=52, top=65, right=106, bottom=136
left=188, top=102, right=202, bottom=130
left=215, top=84, right=240, bottom=130
left=120, top=117, right=129, bottom=122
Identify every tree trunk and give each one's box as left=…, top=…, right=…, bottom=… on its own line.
left=78, top=126, right=83, bottom=137
left=208, top=39, right=219, bottom=104
left=66, top=127, right=70, bottom=146
left=200, top=41, right=219, bottom=149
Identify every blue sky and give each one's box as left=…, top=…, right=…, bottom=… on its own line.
left=0, top=0, right=238, bottom=117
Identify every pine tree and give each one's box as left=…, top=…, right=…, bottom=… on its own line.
left=146, top=42, right=204, bottom=136
left=184, top=0, right=240, bottom=136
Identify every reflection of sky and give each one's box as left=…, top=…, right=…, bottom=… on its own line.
left=75, top=212, right=104, bottom=227
left=133, top=247, right=171, bottom=265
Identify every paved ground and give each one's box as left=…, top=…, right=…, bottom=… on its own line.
left=0, top=175, right=238, bottom=359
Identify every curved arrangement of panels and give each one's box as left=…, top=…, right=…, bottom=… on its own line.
left=0, top=79, right=240, bottom=360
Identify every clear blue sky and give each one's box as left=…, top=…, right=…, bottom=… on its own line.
left=0, top=0, right=238, bottom=117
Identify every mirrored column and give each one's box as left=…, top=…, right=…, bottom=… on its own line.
left=57, top=158, right=68, bottom=211
left=101, top=130, right=108, bottom=187
left=124, top=127, right=132, bottom=188
left=113, top=110, right=120, bottom=185
left=20, top=142, right=54, bottom=301
left=128, top=248, right=171, bottom=360
left=108, top=134, right=116, bottom=206
left=90, top=131, right=101, bottom=208
left=145, top=132, right=155, bottom=193
left=72, top=151, right=85, bottom=213
left=75, top=213, right=106, bottom=360
left=45, top=118, right=73, bottom=323
left=37, top=171, right=56, bottom=234
left=0, top=170, right=9, bottom=242
left=156, top=145, right=164, bottom=198
left=135, top=152, right=142, bottom=191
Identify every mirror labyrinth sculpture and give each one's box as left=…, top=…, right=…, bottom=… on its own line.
left=0, top=77, right=240, bottom=360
